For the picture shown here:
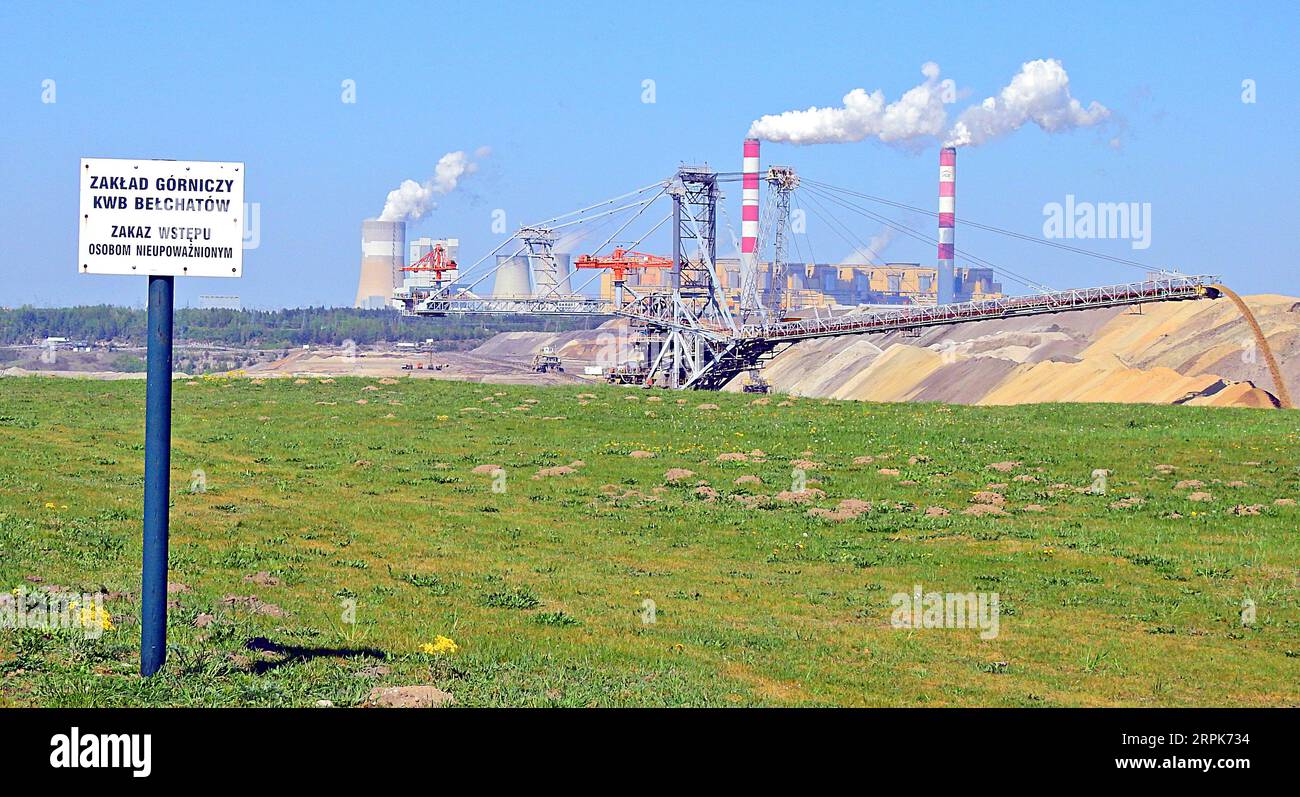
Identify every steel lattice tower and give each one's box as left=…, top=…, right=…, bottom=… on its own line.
left=764, top=166, right=798, bottom=315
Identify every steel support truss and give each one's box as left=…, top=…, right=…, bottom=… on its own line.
left=616, top=166, right=748, bottom=389
left=398, top=167, right=1222, bottom=392
left=764, top=166, right=798, bottom=315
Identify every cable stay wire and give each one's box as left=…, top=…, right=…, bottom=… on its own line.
left=546, top=195, right=661, bottom=231
left=801, top=177, right=1171, bottom=274
left=533, top=190, right=668, bottom=302
left=559, top=212, right=676, bottom=301
left=525, top=180, right=667, bottom=229
left=452, top=192, right=661, bottom=294
left=799, top=183, right=1053, bottom=294
left=790, top=193, right=817, bottom=267
left=799, top=182, right=1050, bottom=291
left=787, top=211, right=806, bottom=272
left=796, top=189, right=887, bottom=266
left=716, top=199, right=743, bottom=261
left=752, top=184, right=781, bottom=260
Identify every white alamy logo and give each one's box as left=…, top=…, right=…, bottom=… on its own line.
left=1, top=588, right=111, bottom=639
left=1042, top=195, right=1151, bottom=250
left=49, top=727, right=151, bottom=778
left=890, top=583, right=1000, bottom=640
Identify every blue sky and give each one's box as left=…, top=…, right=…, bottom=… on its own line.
left=1, top=0, right=1296, bottom=308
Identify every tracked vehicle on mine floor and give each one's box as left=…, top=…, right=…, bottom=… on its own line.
left=532, top=347, right=563, bottom=373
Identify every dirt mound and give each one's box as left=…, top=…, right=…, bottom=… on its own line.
left=364, top=685, right=454, bottom=708
left=722, top=293, right=1296, bottom=409
left=473, top=319, right=631, bottom=365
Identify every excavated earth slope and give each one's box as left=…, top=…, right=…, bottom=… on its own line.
left=466, top=295, right=1298, bottom=408
left=725, top=293, right=1299, bottom=408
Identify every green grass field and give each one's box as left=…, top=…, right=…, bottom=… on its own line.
left=0, top=375, right=1296, bottom=707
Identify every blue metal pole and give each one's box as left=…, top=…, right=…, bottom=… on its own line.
left=141, top=275, right=174, bottom=676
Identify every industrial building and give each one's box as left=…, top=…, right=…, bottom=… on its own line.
left=601, top=258, right=1002, bottom=311
left=391, top=138, right=1223, bottom=393
left=371, top=142, right=1000, bottom=313
left=360, top=228, right=471, bottom=308
left=402, top=237, right=461, bottom=293
left=409, top=237, right=460, bottom=274
left=371, top=144, right=1005, bottom=314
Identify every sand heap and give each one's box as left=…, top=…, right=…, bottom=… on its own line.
left=723, top=293, right=1298, bottom=409
left=471, top=319, right=633, bottom=364
left=457, top=293, right=1296, bottom=408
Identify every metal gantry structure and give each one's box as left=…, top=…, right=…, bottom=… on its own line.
left=763, top=165, right=799, bottom=316
left=620, top=167, right=742, bottom=388
left=398, top=162, right=1224, bottom=391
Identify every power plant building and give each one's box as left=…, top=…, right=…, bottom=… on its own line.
left=402, top=236, right=460, bottom=292
left=601, top=258, right=1001, bottom=309
left=377, top=140, right=1000, bottom=313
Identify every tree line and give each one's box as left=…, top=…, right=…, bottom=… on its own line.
left=0, top=305, right=599, bottom=347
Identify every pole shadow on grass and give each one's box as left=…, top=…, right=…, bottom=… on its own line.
left=243, top=636, right=386, bottom=675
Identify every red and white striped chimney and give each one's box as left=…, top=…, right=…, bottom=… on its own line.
left=937, top=146, right=956, bottom=304
left=740, top=138, right=761, bottom=313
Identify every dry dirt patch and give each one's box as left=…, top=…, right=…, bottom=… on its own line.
left=364, top=685, right=454, bottom=708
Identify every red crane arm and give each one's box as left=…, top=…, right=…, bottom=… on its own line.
left=402, top=243, right=457, bottom=274
left=574, top=248, right=672, bottom=280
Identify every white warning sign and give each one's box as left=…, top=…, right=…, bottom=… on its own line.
left=78, top=158, right=245, bottom=277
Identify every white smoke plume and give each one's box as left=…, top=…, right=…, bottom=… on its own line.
left=749, top=59, right=1108, bottom=150
left=552, top=229, right=589, bottom=254
left=748, top=62, right=948, bottom=147
left=840, top=227, right=897, bottom=265
left=378, top=149, right=486, bottom=222
left=944, top=59, right=1109, bottom=148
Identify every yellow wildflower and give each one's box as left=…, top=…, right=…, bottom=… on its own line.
left=78, top=604, right=114, bottom=632
left=420, top=635, right=459, bottom=656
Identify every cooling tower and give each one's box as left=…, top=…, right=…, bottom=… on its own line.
left=356, top=220, right=405, bottom=308
left=494, top=255, right=532, bottom=297
left=937, top=147, right=956, bottom=305
left=551, top=253, right=573, bottom=294
left=531, top=253, right=572, bottom=295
